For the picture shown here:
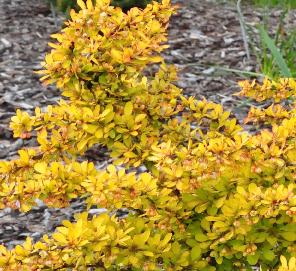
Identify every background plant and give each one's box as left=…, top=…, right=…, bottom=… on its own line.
left=239, top=0, right=296, bottom=79
left=220, top=0, right=295, bottom=80
left=252, top=0, right=296, bottom=9
left=229, top=0, right=296, bottom=8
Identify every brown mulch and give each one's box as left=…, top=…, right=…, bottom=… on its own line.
left=167, top=0, right=295, bottom=118
left=0, top=0, right=295, bottom=248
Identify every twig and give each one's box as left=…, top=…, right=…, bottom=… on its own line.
left=50, top=1, right=58, bottom=28
left=0, top=60, right=12, bottom=66
left=213, top=66, right=266, bottom=78
left=237, top=0, right=251, bottom=60
left=179, top=62, right=266, bottom=78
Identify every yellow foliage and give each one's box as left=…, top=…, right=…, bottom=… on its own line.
left=0, top=0, right=295, bottom=270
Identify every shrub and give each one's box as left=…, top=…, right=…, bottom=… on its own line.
left=0, top=0, right=296, bottom=270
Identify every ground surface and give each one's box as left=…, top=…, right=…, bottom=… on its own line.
left=0, top=0, right=295, bottom=248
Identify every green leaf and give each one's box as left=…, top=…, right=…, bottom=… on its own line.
left=266, top=236, right=277, bottom=246
left=262, top=248, right=275, bottom=261
left=280, top=231, right=296, bottom=241
left=191, top=246, right=201, bottom=261
left=259, top=26, right=292, bottom=77
left=113, top=141, right=128, bottom=151
left=195, top=231, right=208, bottom=242
left=186, top=239, right=198, bottom=248
left=247, top=253, right=259, bottom=265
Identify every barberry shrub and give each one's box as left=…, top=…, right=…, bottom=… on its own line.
left=0, top=0, right=296, bottom=270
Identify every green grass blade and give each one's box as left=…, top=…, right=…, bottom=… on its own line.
left=214, top=66, right=267, bottom=78
left=259, top=26, right=292, bottom=77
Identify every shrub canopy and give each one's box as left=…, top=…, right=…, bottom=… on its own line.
left=0, top=0, right=296, bottom=270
